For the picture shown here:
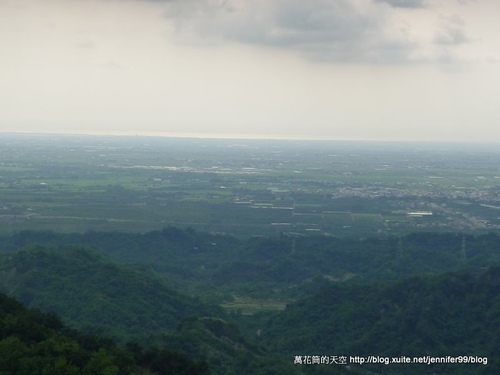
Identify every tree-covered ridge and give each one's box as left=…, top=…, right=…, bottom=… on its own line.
left=2, top=229, right=499, bottom=301
left=0, top=245, right=224, bottom=339
left=0, top=228, right=499, bottom=374
left=249, top=266, right=500, bottom=374
left=0, top=292, right=210, bottom=375
left=0, top=244, right=306, bottom=375
left=155, top=316, right=304, bottom=375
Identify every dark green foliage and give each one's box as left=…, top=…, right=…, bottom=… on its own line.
left=0, top=228, right=499, bottom=375
left=250, top=267, right=500, bottom=374
left=155, top=316, right=303, bottom=375
left=2, top=230, right=499, bottom=300
left=0, top=292, right=209, bottom=375
left=0, top=242, right=308, bottom=375
left=0, top=245, right=224, bottom=340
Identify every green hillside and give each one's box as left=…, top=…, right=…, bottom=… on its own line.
left=1, top=229, right=499, bottom=374
left=248, top=267, right=500, bottom=374
left=2, top=229, right=500, bottom=303
left=0, top=245, right=223, bottom=339
left=0, top=291, right=210, bottom=375
left=0, top=244, right=305, bottom=375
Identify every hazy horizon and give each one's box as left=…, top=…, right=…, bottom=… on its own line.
left=4, top=130, right=500, bottom=146
left=2, top=0, right=499, bottom=143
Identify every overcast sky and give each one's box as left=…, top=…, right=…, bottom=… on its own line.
left=1, top=0, right=499, bottom=142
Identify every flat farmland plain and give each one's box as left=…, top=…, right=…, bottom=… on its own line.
left=1, top=134, right=499, bottom=238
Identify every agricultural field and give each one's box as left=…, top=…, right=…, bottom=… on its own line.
left=1, top=133, right=500, bottom=238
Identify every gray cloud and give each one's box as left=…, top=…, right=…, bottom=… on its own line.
left=164, top=0, right=418, bottom=63
left=434, top=14, right=469, bottom=45
left=229, top=1, right=372, bottom=46
left=373, top=0, right=426, bottom=8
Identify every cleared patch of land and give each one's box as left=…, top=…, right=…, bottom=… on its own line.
left=221, top=295, right=289, bottom=315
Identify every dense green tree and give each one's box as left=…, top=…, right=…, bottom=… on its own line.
left=249, top=267, right=500, bottom=374
left=0, top=292, right=215, bottom=375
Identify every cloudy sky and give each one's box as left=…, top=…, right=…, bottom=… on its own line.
left=1, top=0, right=499, bottom=142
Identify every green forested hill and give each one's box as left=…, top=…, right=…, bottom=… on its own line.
left=0, top=244, right=305, bottom=375
left=0, top=292, right=210, bottom=375
left=247, top=267, right=500, bottom=375
left=0, top=229, right=499, bottom=374
left=0, top=245, right=224, bottom=339
left=2, top=229, right=500, bottom=302
left=156, top=316, right=304, bottom=375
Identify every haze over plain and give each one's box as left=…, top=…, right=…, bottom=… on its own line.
left=1, top=0, right=499, bottom=142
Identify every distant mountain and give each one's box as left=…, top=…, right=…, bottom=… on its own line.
left=249, top=267, right=500, bottom=374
